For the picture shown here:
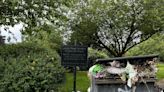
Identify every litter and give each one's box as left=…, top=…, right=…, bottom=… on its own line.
left=88, top=55, right=158, bottom=88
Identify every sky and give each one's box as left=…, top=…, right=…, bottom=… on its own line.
left=0, top=24, right=23, bottom=43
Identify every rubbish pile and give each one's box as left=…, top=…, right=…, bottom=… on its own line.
left=88, top=57, right=158, bottom=88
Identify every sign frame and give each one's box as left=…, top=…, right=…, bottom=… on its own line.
left=61, top=45, right=88, bottom=67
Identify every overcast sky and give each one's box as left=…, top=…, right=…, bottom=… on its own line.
left=0, top=24, right=23, bottom=43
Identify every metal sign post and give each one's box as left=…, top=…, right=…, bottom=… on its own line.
left=73, top=66, right=76, bottom=92
left=61, top=45, right=88, bottom=92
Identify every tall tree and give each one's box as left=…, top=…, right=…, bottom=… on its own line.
left=68, top=0, right=164, bottom=57
left=25, top=24, right=62, bottom=51
left=126, top=33, right=164, bottom=61
left=0, top=0, right=76, bottom=34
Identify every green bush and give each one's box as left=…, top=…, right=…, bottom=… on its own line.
left=0, top=58, right=5, bottom=79
left=88, top=48, right=109, bottom=66
left=0, top=42, right=65, bottom=92
left=24, top=25, right=62, bottom=52
left=126, top=34, right=164, bottom=62
left=0, top=42, right=46, bottom=60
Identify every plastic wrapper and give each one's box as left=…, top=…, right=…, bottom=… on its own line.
left=88, top=59, right=158, bottom=88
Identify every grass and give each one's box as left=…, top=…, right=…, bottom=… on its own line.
left=157, top=63, right=164, bottom=80
left=61, top=63, right=164, bottom=92
left=60, top=71, right=90, bottom=92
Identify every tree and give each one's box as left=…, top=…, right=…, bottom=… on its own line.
left=0, top=0, right=77, bottom=35
left=69, top=19, right=98, bottom=46
left=68, top=0, right=164, bottom=57
left=25, top=24, right=63, bottom=52
left=126, top=33, right=164, bottom=62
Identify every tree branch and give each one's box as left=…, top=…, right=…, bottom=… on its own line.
left=98, top=39, right=117, bottom=57
left=125, top=34, right=154, bottom=52
left=95, top=33, right=117, bottom=56
left=113, top=33, right=121, bottom=53
left=122, top=6, right=136, bottom=53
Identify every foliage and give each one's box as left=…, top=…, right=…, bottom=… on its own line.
left=88, top=48, right=109, bottom=60
left=126, top=34, right=164, bottom=61
left=0, top=42, right=65, bottom=92
left=68, top=0, right=164, bottom=57
left=25, top=24, right=63, bottom=52
left=0, top=42, right=44, bottom=59
left=69, top=18, right=98, bottom=47
left=0, top=58, right=5, bottom=79
left=88, top=48, right=109, bottom=66
left=0, top=0, right=74, bottom=27
left=0, top=0, right=77, bottom=44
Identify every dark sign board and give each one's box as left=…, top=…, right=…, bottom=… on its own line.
left=61, top=45, right=88, bottom=66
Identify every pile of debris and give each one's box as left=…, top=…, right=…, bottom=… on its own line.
left=88, top=55, right=158, bottom=88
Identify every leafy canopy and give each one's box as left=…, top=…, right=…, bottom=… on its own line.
left=0, top=0, right=78, bottom=35
left=68, top=0, right=164, bottom=56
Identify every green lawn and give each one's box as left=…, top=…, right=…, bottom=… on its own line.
left=60, top=71, right=90, bottom=92
left=61, top=63, right=164, bottom=92
left=157, top=63, right=164, bottom=80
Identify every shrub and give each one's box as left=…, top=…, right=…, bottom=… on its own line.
left=88, top=48, right=109, bottom=66
left=126, top=34, right=164, bottom=62
left=0, top=42, right=65, bottom=92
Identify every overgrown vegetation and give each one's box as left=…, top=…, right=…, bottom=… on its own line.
left=0, top=42, right=65, bottom=92
left=88, top=48, right=109, bottom=66
left=126, top=34, right=164, bottom=62
left=0, top=0, right=163, bottom=91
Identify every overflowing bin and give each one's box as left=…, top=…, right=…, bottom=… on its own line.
left=88, top=54, right=159, bottom=92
